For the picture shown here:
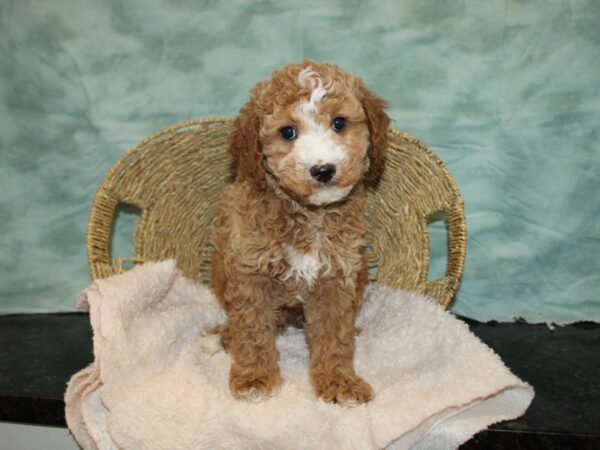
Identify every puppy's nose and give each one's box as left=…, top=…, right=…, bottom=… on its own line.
left=310, top=164, right=336, bottom=183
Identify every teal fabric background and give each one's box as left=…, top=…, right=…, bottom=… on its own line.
left=0, top=0, right=598, bottom=322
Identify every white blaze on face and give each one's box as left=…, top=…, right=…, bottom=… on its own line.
left=295, top=67, right=352, bottom=206
left=293, top=121, right=346, bottom=169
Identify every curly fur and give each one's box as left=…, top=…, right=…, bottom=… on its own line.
left=212, top=60, right=389, bottom=405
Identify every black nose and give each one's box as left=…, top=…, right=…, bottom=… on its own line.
left=310, top=164, right=336, bottom=183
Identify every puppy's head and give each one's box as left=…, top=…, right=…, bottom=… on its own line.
left=230, top=60, right=389, bottom=206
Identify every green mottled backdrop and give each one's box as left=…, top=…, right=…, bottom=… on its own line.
left=0, top=0, right=598, bottom=322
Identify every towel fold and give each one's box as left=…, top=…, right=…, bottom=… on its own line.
left=65, top=260, right=533, bottom=449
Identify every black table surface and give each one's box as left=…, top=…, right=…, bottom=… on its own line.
left=0, top=313, right=598, bottom=449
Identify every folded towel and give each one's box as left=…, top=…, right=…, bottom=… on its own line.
left=65, top=260, right=533, bottom=449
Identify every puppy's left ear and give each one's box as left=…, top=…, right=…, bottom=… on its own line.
left=359, top=80, right=390, bottom=170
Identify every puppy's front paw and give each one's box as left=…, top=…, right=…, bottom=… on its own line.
left=230, top=366, right=282, bottom=402
left=312, top=371, right=374, bottom=406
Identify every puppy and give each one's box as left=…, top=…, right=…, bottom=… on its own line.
left=212, top=60, right=389, bottom=406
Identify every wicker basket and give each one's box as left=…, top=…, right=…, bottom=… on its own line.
left=87, top=117, right=466, bottom=307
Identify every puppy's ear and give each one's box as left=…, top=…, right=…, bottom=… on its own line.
left=359, top=81, right=390, bottom=172
left=229, top=99, right=267, bottom=190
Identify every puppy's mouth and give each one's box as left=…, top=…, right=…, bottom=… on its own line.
left=307, top=184, right=354, bottom=206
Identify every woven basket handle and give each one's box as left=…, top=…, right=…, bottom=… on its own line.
left=86, top=187, right=117, bottom=279
left=444, top=199, right=466, bottom=283
left=86, top=187, right=145, bottom=279
left=421, top=199, right=466, bottom=306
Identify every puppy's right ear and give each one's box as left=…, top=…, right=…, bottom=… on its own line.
left=229, top=99, right=267, bottom=191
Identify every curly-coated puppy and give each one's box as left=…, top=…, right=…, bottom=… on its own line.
left=212, top=60, right=389, bottom=406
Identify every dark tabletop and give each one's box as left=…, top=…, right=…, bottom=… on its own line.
left=0, top=313, right=598, bottom=449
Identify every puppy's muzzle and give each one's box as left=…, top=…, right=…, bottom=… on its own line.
left=310, top=164, right=336, bottom=183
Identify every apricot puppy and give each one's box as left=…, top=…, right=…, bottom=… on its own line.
left=212, top=60, right=389, bottom=406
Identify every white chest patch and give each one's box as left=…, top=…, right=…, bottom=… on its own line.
left=284, top=245, right=321, bottom=288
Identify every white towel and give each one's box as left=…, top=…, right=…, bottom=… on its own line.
left=65, top=260, right=533, bottom=449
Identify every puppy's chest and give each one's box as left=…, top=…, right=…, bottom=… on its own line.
left=237, top=202, right=366, bottom=287
left=283, top=232, right=328, bottom=288
left=278, top=222, right=363, bottom=290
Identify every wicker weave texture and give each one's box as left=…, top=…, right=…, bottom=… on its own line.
left=87, top=117, right=466, bottom=307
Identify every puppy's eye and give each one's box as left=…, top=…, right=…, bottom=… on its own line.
left=332, top=117, right=346, bottom=132
left=280, top=126, right=297, bottom=141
